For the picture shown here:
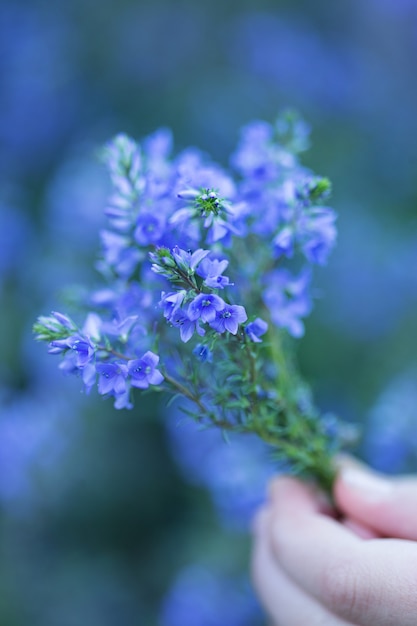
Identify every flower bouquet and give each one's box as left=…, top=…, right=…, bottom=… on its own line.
left=34, top=112, right=346, bottom=495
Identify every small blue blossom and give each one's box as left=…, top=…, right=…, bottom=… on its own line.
left=192, top=344, right=213, bottom=363
left=96, top=362, right=128, bottom=396
left=272, top=225, right=294, bottom=258
left=113, top=390, right=134, bottom=410
left=231, top=120, right=277, bottom=181
left=300, top=207, right=337, bottom=265
left=51, top=311, right=77, bottom=331
left=134, top=212, right=166, bottom=246
left=263, top=268, right=312, bottom=337
left=204, top=213, right=234, bottom=244
left=128, top=352, right=164, bottom=389
left=173, top=154, right=241, bottom=244
left=210, top=304, right=247, bottom=335
left=81, top=362, right=97, bottom=394
left=171, top=311, right=205, bottom=343
left=49, top=335, right=95, bottom=368
left=81, top=312, right=102, bottom=341
left=196, top=257, right=232, bottom=289
left=245, top=318, right=268, bottom=343
left=187, top=293, right=226, bottom=323
left=69, top=338, right=95, bottom=367
left=159, top=291, right=187, bottom=322
left=100, top=315, right=141, bottom=341
left=99, top=229, right=141, bottom=278
left=171, top=246, right=209, bottom=272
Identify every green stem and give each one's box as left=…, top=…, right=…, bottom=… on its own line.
left=268, top=323, right=292, bottom=395
left=255, top=422, right=337, bottom=497
left=162, top=371, right=208, bottom=415
left=161, top=342, right=337, bottom=499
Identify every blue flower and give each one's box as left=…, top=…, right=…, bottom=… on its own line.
left=171, top=246, right=209, bottom=272
left=263, top=268, right=312, bottom=337
left=96, top=362, right=128, bottom=396
left=196, top=257, right=232, bottom=289
left=69, top=338, right=95, bottom=367
left=272, top=225, right=294, bottom=258
left=99, top=229, right=141, bottom=278
left=128, top=351, right=164, bottom=389
left=300, top=208, right=337, bottom=265
left=159, top=291, right=187, bottom=322
left=210, top=305, right=247, bottom=335
left=245, top=318, right=268, bottom=343
left=113, top=390, right=134, bottom=410
left=81, top=362, right=97, bottom=394
left=49, top=335, right=95, bottom=368
left=134, top=212, right=166, bottom=246
left=192, top=344, right=213, bottom=363
left=187, top=293, right=226, bottom=323
left=231, top=120, right=277, bottom=181
left=50, top=311, right=77, bottom=331
left=171, top=311, right=205, bottom=343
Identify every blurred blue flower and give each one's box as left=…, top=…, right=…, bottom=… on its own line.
left=0, top=3, right=82, bottom=174
left=192, top=344, right=213, bottom=363
left=319, top=213, right=417, bottom=340
left=166, top=408, right=275, bottom=529
left=364, top=369, right=417, bottom=473
left=0, top=389, right=80, bottom=511
left=229, top=12, right=357, bottom=116
left=159, top=564, right=262, bottom=626
left=0, top=202, right=33, bottom=286
left=245, top=318, right=268, bottom=343
left=45, top=153, right=109, bottom=249
left=263, top=268, right=312, bottom=338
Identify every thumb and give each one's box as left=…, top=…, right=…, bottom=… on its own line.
left=334, top=459, right=417, bottom=540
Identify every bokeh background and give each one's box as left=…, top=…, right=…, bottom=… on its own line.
left=2, top=0, right=417, bottom=624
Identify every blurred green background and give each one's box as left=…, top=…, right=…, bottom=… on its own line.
left=1, top=0, right=417, bottom=623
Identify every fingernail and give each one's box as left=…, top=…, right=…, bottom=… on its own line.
left=341, top=467, right=393, bottom=501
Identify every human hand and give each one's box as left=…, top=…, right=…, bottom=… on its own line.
left=251, top=459, right=417, bottom=625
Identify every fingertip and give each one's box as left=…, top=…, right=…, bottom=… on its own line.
left=267, top=474, right=322, bottom=516
left=335, top=464, right=393, bottom=508
left=335, top=463, right=417, bottom=540
left=267, top=475, right=300, bottom=502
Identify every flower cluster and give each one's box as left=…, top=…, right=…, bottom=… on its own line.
left=34, top=112, right=341, bottom=490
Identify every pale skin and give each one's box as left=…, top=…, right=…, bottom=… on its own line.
left=251, top=458, right=417, bottom=625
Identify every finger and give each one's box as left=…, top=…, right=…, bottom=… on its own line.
left=251, top=507, right=355, bottom=626
left=341, top=517, right=380, bottom=539
left=335, top=461, right=417, bottom=540
left=268, top=474, right=330, bottom=513
left=269, top=477, right=417, bottom=626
